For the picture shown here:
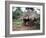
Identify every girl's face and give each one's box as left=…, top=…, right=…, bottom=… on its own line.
left=30, top=9, right=33, bottom=13
left=27, top=9, right=33, bottom=13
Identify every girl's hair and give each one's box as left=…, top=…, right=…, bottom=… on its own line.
left=26, top=7, right=34, bottom=11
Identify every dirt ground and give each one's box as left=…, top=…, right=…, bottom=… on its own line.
left=12, top=22, right=39, bottom=31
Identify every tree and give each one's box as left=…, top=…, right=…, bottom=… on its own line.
left=12, top=7, right=23, bottom=19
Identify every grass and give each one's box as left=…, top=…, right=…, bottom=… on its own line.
left=13, top=19, right=23, bottom=27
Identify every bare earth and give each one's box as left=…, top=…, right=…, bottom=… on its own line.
left=12, top=24, right=37, bottom=31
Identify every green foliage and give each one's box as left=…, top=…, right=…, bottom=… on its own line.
left=12, top=7, right=23, bottom=19
left=34, top=16, right=40, bottom=29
